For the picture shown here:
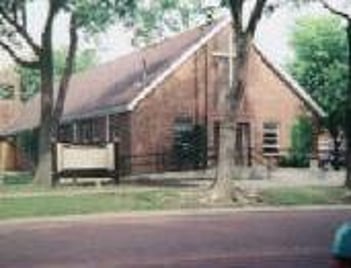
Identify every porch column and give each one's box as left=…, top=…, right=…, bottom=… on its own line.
left=106, top=115, right=110, bottom=142
left=73, top=122, right=78, bottom=143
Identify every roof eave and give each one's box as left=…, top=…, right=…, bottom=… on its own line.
left=127, top=15, right=232, bottom=111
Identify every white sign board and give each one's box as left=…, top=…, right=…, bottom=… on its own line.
left=56, top=143, right=115, bottom=172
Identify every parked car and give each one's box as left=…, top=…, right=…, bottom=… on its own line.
left=331, top=222, right=351, bottom=267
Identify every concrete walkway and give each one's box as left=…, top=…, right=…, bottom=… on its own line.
left=125, top=167, right=346, bottom=190
left=237, top=168, right=345, bottom=190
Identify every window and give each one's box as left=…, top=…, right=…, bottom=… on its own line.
left=59, top=124, right=73, bottom=143
left=173, top=117, right=193, bottom=167
left=76, top=118, right=107, bottom=144
left=173, top=117, right=193, bottom=135
left=77, top=119, right=93, bottom=143
left=262, top=122, right=279, bottom=155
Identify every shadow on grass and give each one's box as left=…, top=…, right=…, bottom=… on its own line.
left=121, top=176, right=213, bottom=189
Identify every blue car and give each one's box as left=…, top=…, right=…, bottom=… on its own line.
left=332, top=222, right=351, bottom=267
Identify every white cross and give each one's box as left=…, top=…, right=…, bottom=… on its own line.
left=212, top=30, right=235, bottom=88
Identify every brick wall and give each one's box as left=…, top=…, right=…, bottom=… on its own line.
left=129, top=24, right=319, bottom=173
left=130, top=31, right=220, bottom=173
left=245, top=48, right=316, bottom=156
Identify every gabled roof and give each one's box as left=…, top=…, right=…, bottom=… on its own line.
left=3, top=21, right=222, bottom=135
left=3, top=16, right=325, bottom=135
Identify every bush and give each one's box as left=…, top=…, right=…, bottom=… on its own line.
left=3, top=173, right=33, bottom=185
left=279, top=116, right=313, bottom=168
left=172, top=124, right=207, bottom=169
left=17, top=130, right=39, bottom=165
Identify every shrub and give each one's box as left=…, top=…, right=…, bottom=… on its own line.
left=279, top=116, right=313, bottom=168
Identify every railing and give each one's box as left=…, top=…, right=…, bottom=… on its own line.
left=110, top=146, right=347, bottom=177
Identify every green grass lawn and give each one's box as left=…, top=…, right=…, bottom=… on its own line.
left=1, top=172, right=351, bottom=220
left=259, top=186, right=351, bottom=206
left=0, top=189, right=187, bottom=220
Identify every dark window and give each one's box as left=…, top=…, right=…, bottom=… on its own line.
left=76, top=118, right=107, bottom=144
left=77, top=119, right=93, bottom=143
left=59, top=124, right=73, bottom=142
left=262, top=122, right=279, bottom=155
left=172, top=117, right=207, bottom=170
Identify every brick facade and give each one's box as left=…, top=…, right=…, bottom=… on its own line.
left=7, top=20, right=322, bottom=174
left=127, top=24, right=320, bottom=173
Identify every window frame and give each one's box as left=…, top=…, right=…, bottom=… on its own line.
left=262, top=122, right=280, bottom=156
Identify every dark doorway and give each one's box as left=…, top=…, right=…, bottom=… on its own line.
left=236, top=122, right=251, bottom=166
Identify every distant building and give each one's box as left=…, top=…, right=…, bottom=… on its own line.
left=2, top=17, right=325, bottom=174
left=0, top=68, right=23, bottom=170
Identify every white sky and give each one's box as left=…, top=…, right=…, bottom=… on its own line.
left=0, top=0, right=349, bottom=69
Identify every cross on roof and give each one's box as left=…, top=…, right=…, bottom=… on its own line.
left=212, top=30, right=235, bottom=87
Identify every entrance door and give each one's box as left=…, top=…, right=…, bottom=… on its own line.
left=236, top=123, right=251, bottom=166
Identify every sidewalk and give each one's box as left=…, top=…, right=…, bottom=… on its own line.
left=238, top=168, right=345, bottom=190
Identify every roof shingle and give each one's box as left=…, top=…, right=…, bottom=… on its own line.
left=5, top=22, right=215, bottom=134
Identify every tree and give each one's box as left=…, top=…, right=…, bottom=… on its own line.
left=0, top=0, right=135, bottom=186
left=290, top=116, right=313, bottom=167
left=133, top=0, right=205, bottom=46
left=209, top=0, right=270, bottom=201
left=212, top=0, right=318, bottom=200
left=17, top=49, right=97, bottom=101
left=320, top=0, right=351, bottom=188
left=288, top=15, right=348, bottom=168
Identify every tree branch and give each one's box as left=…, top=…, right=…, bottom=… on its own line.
left=52, top=14, right=78, bottom=135
left=228, top=0, right=244, bottom=34
left=321, top=0, right=350, bottom=20
left=0, top=6, right=41, bottom=55
left=0, top=39, right=39, bottom=68
left=246, top=0, right=268, bottom=35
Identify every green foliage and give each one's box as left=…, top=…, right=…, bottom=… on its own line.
left=134, top=0, right=205, bottom=45
left=288, top=15, right=348, bottom=135
left=17, top=67, right=40, bottom=101
left=68, top=0, right=136, bottom=33
left=17, top=49, right=96, bottom=101
left=2, top=173, right=32, bottom=185
left=279, top=116, right=313, bottom=167
left=52, top=49, right=96, bottom=81
left=17, top=130, right=39, bottom=165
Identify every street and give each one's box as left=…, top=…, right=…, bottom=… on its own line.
left=0, top=208, right=350, bottom=267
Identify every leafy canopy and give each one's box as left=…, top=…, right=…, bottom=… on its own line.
left=133, top=0, right=205, bottom=46
left=17, top=49, right=97, bottom=101
left=288, top=15, right=348, bottom=135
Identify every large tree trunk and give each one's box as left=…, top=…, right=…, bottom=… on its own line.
left=345, top=21, right=351, bottom=188
left=33, top=8, right=55, bottom=186
left=211, top=30, right=251, bottom=201
left=33, top=63, right=54, bottom=186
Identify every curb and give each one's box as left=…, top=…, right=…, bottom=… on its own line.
left=1, top=205, right=351, bottom=228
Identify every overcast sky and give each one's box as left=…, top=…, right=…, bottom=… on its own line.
left=0, top=0, right=349, bottom=69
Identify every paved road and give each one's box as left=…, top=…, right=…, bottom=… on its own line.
left=0, top=209, right=350, bottom=268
